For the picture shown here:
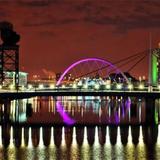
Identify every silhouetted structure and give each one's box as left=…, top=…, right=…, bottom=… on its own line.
left=0, top=21, right=20, bottom=89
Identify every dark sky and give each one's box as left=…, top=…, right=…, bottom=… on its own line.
left=0, top=0, right=160, bottom=78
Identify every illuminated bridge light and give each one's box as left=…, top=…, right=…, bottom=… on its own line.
left=158, top=85, right=160, bottom=90
left=106, top=84, right=111, bottom=89
left=56, top=58, right=129, bottom=86
left=128, top=84, right=133, bottom=90
left=0, top=85, right=2, bottom=89
left=62, top=84, right=65, bottom=88
left=50, top=84, right=55, bottom=89
left=77, top=80, right=83, bottom=87
left=21, top=85, right=25, bottom=90
left=139, top=84, right=144, bottom=90
left=72, top=83, right=77, bottom=89
left=28, top=84, right=33, bottom=90
left=95, top=84, right=100, bottom=90
left=39, top=84, right=44, bottom=89
left=9, top=84, right=14, bottom=90
left=83, top=84, right=88, bottom=89
left=116, top=83, right=122, bottom=90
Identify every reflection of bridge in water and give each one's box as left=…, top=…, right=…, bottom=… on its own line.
left=1, top=96, right=160, bottom=127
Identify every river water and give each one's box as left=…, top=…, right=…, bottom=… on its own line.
left=0, top=96, right=160, bottom=160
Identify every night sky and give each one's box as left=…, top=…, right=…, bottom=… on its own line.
left=0, top=0, right=160, bottom=78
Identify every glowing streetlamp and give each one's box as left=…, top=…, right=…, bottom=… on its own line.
left=139, top=84, right=144, bottom=90
left=50, top=84, right=55, bottom=89
left=128, top=84, right=133, bottom=90
left=116, top=83, right=122, bottom=90
left=83, top=84, right=88, bottom=89
left=106, top=84, right=111, bottom=89
left=95, top=84, right=100, bottom=90
left=39, top=84, right=44, bottom=89
left=21, top=85, right=25, bottom=90
left=72, top=83, right=77, bottom=89
left=9, top=84, right=14, bottom=90
left=28, top=84, right=33, bottom=90
left=62, top=84, right=65, bottom=89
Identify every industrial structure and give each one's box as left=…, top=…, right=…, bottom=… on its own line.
left=0, top=21, right=20, bottom=90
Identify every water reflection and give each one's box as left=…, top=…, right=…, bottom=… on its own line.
left=5, top=96, right=156, bottom=125
left=0, top=125, right=159, bottom=159
left=0, top=125, right=159, bottom=147
left=0, top=96, right=159, bottom=159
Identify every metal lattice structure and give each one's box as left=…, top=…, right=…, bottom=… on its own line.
left=0, top=45, right=19, bottom=89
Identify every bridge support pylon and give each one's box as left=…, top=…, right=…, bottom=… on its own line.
left=148, top=47, right=160, bottom=91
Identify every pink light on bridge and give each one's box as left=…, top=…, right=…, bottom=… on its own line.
left=56, top=57, right=129, bottom=86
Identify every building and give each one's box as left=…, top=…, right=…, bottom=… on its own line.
left=3, top=71, right=28, bottom=87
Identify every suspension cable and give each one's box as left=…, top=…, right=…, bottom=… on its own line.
left=74, top=50, right=148, bottom=79
left=127, top=55, right=147, bottom=72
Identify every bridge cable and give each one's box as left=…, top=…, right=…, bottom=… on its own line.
left=74, top=51, right=148, bottom=79
left=106, top=53, right=147, bottom=76
left=127, top=54, right=147, bottom=72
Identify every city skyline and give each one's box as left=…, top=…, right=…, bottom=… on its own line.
left=0, top=0, right=160, bottom=78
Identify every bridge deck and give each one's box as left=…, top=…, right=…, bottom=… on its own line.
left=0, top=90, right=160, bottom=99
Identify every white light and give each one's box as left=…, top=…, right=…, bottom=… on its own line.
left=50, top=84, right=55, bottom=89
left=62, top=84, right=65, bottom=88
left=28, top=84, right=33, bottom=89
left=95, top=84, right=100, bottom=90
left=106, top=84, right=111, bottom=89
left=72, top=83, right=77, bottom=89
left=77, top=81, right=82, bottom=86
left=0, top=85, right=2, bottom=89
left=21, top=85, right=25, bottom=90
left=39, top=127, right=44, bottom=148
left=139, top=84, right=144, bottom=90
left=39, top=84, right=43, bottom=89
left=83, top=84, right=88, bottom=89
left=128, top=84, right=133, bottom=90
left=116, top=83, right=122, bottom=89
left=158, top=85, right=160, bottom=90
left=9, top=84, right=14, bottom=90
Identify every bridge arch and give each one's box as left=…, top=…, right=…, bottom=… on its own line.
left=56, top=57, right=129, bottom=86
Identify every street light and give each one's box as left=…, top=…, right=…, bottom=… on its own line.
left=39, top=84, right=44, bottom=89
left=139, top=84, right=144, bottom=90
left=106, top=84, right=111, bottom=89
left=95, top=84, right=100, bottom=90
left=72, top=83, right=77, bottom=89
left=62, top=84, right=65, bottom=89
left=83, top=84, right=88, bottom=89
left=50, top=84, right=55, bottom=89
left=28, top=84, right=33, bottom=90
left=9, top=84, right=14, bottom=90
left=116, top=83, right=122, bottom=90
left=128, top=84, right=133, bottom=90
